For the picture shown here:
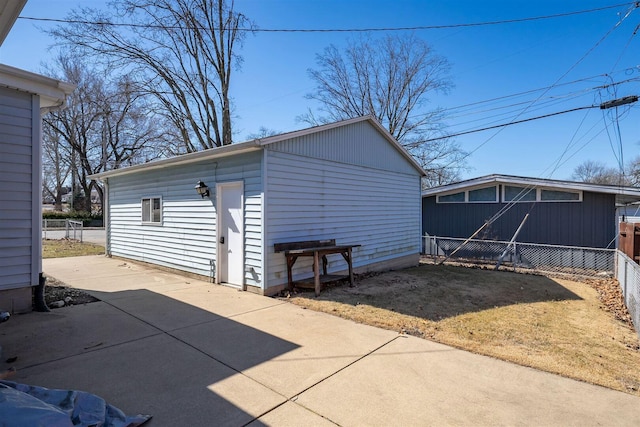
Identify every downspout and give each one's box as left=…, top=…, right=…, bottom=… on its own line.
left=103, top=178, right=111, bottom=256
left=33, top=95, right=48, bottom=311
left=34, top=82, right=75, bottom=312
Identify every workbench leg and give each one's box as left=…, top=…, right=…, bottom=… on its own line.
left=322, top=255, right=328, bottom=275
left=286, top=255, right=297, bottom=290
left=314, top=251, right=321, bottom=296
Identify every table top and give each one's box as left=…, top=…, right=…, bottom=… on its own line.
left=283, top=244, right=361, bottom=255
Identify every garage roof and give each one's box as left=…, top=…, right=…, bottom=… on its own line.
left=422, top=174, right=640, bottom=206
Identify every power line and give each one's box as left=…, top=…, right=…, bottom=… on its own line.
left=422, top=105, right=595, bottom=142
left=17, top=2, right=636, bottom=32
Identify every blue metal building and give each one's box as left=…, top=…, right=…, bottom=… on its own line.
left=422, top=175, right=640, bottom=249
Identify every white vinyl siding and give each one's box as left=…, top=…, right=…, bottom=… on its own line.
left=0, top=87, right=35, bottom=291
left=107, top=151, right=263, bottom=285
left=265, top=150, right=421, bottom=288
left=265, top=120, right=418, bottom=176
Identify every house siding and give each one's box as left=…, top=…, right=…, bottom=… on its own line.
left=423, top=190, right=616, bottom=248
left=0, top=87, right=34, bottom=291
left=107, top=151, right=263, bottom=285
left=266, top=120, right=418, bottom=176
left=265, top=149, right=421, bottom=289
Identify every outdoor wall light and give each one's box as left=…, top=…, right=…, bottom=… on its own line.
left=195, top=180, right=210, bottom=198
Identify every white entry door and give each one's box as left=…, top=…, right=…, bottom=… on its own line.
left=217, top=181, right=244, bottom=288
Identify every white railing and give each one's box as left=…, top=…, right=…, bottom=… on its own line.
left=615, top=251, right=640, bottom=338
left=423, top=235, right=616, bottom=277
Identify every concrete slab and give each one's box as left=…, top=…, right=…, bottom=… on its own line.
left=34, top=255, right=640, bottom=426
left=157, top=283, right=286, bottom=319
left=44, top=256, right=208, bottom=300
left=250, top=401, right=336, bottom=426
left=296, top=334, right=640, bottom=426
left=173, top=302, right=398, bottom=398
left=102, top=284, right=285, bottom=332
left=16, top=333, right=287, bottom=426
left=0, top=302, right=160, bottom=370
left=93, top=289, right=224, bottom=332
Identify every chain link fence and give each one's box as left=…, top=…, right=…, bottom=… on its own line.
left=423, top=235, right=616, bottom=278
left=42, top=218, right=84, bottom=242
left=615, top=251, right=640, bottom=338
left=423, top=235, right=639, bottom=338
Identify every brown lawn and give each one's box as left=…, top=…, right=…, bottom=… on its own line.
left=42, top=239, right=105, bottom=258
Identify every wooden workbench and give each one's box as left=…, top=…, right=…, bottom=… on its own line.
left=274, top=239, right=361, bottom=296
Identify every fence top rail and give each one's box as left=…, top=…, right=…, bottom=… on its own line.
left=425, top=235, right=616, bottom=253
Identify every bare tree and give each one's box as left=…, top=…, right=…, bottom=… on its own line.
left=246, top=126, right=279, bottom=140
left=571, top=160, right=628, bottom=185
left=43, top=55, right=170, bottom=212
left=302, top=34, right=466, bottom=186
left=49, top=0, right=252, bottom=152
left=42, top=124, right=71, bottom=210
left=627, top=156, right=640, bottom=186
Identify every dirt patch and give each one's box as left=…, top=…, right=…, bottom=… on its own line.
left=43, top=275, right=99, bottom=308
left=282, top=262, right=640, bottom=396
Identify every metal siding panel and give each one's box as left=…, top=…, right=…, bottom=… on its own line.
left=266, top=121, right=417, bottom=175
left=265, top=150, right=421, bottom=289
left=108, top=151, right=263, bottom=285
left=422, top=191, right=616, bottom=248
left=0, top=86, right=32, bottom=292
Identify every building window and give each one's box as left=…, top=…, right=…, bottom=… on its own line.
left=438, top=191, right=465, bottom=203
left=437, top=186, right=498, bottom=203
left=504, top=185, right=536, bottom=202
left=142, top=197, right=162, bottom=223
left=540, top=189, right=580, bottom=201
left=503, top=186, right=581, bottom=202
left=468, top=186, right=498, bottom=202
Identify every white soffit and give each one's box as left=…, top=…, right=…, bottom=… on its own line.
left=0, top=0, right=26, bottom=46
left=0, top=63, right=75, bottom=109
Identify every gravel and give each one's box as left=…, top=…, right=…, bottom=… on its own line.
left=43, top=275, right=100, bottom=308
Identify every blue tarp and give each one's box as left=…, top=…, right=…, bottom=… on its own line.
left=0, top=381, right=150, bottom=426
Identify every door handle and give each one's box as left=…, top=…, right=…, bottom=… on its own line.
left=220, top=236, right=225, bottom=244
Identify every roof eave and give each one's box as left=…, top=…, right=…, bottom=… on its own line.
left=0, top=63, right=75, bottom=111
left=90, top=141, right=262, bottom=180
left=0, top=0, right=27, bottom=46
left=422, top=174, right=640, bottom=199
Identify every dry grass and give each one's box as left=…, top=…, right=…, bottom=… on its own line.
left=283, top=262, right=640, bottom=396
left=42, top=239, right=105, bottom=258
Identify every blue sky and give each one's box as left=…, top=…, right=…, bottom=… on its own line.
left=2, top=0, right=639, bottom=181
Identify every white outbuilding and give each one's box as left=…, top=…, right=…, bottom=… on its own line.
left=93, top=116, right=425, bottom=295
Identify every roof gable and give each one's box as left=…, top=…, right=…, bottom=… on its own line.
left=260, top=116, right=424, bottom=176
left=93, top=116, right=426, bottom=180
left=0, top=0, right=26, bottom=46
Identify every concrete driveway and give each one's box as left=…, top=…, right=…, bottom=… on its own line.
left=1, top=255, right=639, bottom=426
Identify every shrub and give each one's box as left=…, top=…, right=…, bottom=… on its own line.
left=42, top=210, right=103, bottom=226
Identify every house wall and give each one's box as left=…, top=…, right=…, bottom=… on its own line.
left=106, top=151, right=263, bottom=286
left=264, top=121, right=422, bottom=292
left=422, top=190, right=616, bottom=248
left=0, top=86, right=37, bottom=312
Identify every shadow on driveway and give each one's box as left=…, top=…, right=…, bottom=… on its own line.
left=0, top=289, right=300, bottom=426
